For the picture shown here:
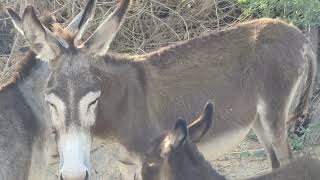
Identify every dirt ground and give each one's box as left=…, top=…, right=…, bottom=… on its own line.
left=212, top=137, right=271, bottom=179
left=47, top=137, right=270, bottom=180
left=45, top=132, right=320, bottom=180
left=212, top=134, right=320, bottom=180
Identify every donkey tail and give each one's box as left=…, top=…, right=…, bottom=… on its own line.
left=289, top=43, right=317, bottom=132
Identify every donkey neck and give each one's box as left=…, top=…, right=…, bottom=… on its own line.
left=0, top=51, right=51, bottom=128
left=16, top=52, right=54, bottom=176
left=16, top=54, right=51, bottom=126
left=93, top=54, right=162, bottom=152
left=0, top=51, right=53, bottom=179
left=170, top=143, right=225, bottom=180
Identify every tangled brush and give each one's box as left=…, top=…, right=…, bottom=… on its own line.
left=1, top=0, right=243, bottom=54
left=0, top=0, right=243, bottom=82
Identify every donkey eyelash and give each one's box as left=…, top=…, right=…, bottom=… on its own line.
left=88, top=98, right=99, bottom=108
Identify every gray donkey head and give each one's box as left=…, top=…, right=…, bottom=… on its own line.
left=7, top=0, right=131, bottom=179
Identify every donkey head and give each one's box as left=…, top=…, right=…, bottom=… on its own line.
left=7, top=0, right=130, bottom=179
left=141, top=101, right=222, bottom=180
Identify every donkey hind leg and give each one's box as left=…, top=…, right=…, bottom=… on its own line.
left=257, top=99, right=292, bottom=168
left=253, top=115, right=280, bottom=168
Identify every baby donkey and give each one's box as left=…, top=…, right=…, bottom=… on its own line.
left=141, top=101, right=320, bottom=180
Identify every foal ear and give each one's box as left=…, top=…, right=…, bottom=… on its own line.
left=65, top=0, right=96, bottom=44
left=161, top=119, right=188, bottom=157
left=188, top=101, right=214, bottom=143
left=83, top=0, right=131, bottom=55
left=8, top=6, right=62, bottom=61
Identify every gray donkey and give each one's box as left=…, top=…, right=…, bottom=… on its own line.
left=5, top=0, right=316, bottom=179
left=0, top=51, right=53, bottom=179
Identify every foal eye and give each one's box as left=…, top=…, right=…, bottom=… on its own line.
left=48, top=102, right=57, bottom=110
left=146, top=160, right=160, bottom=169
left=148, top=162, right=156, bottom=167
left=52, top=128, right=57, bottom=135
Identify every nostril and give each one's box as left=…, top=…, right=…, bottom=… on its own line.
left=85, top=171, right=89, bottom=180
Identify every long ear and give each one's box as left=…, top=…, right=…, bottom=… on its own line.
left=65, top=0, right=96, bottom=43
left=188, top=101, right=214, bottom=143
left=7, top=6, right=62, bottom=61
left=161, top=118, right=188, bottom=157
left=7, top=8, right=24, bottom=35
left=83, top=0, right=131, bottom=55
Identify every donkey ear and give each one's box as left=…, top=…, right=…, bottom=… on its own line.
left=161, top=118, right=188, bottom=157
left=21, top=6, right=62, bottom=61
left=7, top=8, right=24, bottom=35
left=83, top=0, right=130, bottom=55
left=8, top=6, right=62, bottom=61
left=65, top=0, right=96, bottom=44
left=188, top=101, right=214, bottom=143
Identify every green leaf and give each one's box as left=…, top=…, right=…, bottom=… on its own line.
left=240, top=151, right=251, bottom=158
left=253, top=149, right=266, bottom=157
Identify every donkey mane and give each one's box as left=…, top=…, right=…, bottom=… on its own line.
left=50, top=23, right=76, bottom=45
left=102, top=53, right=143, bottom=64
left=145, top=18, right=302, bottom=68
left=180, top=143, right=216, bottom=172
left=0, top=51, right=36, bottom=91
left=98, top=18, right=292, bottom=67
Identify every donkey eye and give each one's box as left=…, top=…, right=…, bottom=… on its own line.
left=88, top=98, right=99, bottom=109
left=47, top=102, right=59, bottom=118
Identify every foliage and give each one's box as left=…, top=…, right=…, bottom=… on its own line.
left=238, top=0, right=320, bottom=28
left=246, top=130, right=259, bottom=141
left=288, top=124, right=307, bottom=151
left=288, top=132, right=305, bottom=151
left=247, top=124, right=308, bottom=151
left=239, top=149, right=266, bottom=158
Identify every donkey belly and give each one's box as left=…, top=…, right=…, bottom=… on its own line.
left=198, top=123, right=253, bottom=160
left=152, top=85, right=258, bottom=160
left=191, top=91, right=257, bottom=160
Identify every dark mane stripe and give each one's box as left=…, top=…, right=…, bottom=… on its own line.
left=0, top=51, right=36, bottom=91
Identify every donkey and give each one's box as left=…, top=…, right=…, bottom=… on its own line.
left=0, top=45, right=53, bottom=179
left=141, top=102, right=320, bottom=180
left=141, top=101, right=226, bottom=180
left=6, top=0, right=316, bottom=178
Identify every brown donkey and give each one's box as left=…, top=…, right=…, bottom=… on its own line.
left=5, top=0, right=316, bottom=178
left=141, top=101, right=320, bottom=180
